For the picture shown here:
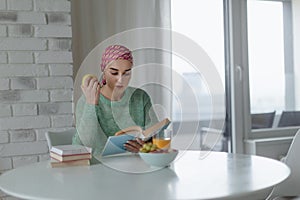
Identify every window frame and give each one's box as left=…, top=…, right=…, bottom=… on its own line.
left=226, top=0, right=299, bottom=154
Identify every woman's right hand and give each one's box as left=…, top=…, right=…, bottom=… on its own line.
left=81, top=76, right=101, bottom=105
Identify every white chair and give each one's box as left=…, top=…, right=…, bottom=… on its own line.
left=267, top=129, right=300, bottom=199
left=200, top=127, right=225, bottom=151
left=45, top=129, right=76, bottom=151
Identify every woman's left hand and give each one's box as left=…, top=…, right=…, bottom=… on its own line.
left=124, top=138, right=144, bottom=153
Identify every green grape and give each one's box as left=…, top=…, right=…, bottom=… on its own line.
left=150, top=146, right=156, bottom=151
left=145, top=146, right=151, bottom=151
left=140, top=142, right=160, bottom=153
left=141, top=149, right=147, bottom=153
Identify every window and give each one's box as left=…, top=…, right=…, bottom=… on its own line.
left=171, top=0, right=225, bottom=122
left=171, top=0, right=226, bottom=151
left=247, top=0, right=299, bottom=129
left=248, top=0, right=285, bottom=113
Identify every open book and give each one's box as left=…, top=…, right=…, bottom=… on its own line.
left=101, top=118, right=171, bottom=157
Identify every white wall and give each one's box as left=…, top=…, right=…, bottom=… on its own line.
left=0, top=0, right=73, bottom=175
left=293, top=0, right=300, bottom=109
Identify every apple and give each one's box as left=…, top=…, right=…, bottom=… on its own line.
left=81, top=74, right=97, bottom=86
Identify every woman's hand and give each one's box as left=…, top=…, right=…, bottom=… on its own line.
left=81, top=76, right=101, bottom=105
left=124, top=138, right=144, bottom=153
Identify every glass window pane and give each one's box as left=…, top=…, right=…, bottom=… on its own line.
left=248, top=0, right=299, bottom=129
left=248, top=0, right=285, bottom=113
left=171, top=0, right=225, bottom=122
left=248, top=0, right=284, bottom=129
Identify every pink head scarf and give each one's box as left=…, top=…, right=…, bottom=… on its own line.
left=100, top=45, right=133, bottom=72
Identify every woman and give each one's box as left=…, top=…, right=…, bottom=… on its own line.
left=73, top=45, right=158, bottom=156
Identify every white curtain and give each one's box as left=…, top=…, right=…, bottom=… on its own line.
left=71, top=0, right=172, bottom=119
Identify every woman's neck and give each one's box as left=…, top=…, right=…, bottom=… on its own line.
left=101, top=86, right=125, bottom=101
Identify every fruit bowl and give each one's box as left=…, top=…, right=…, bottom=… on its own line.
left=139, top=149, right=178, bottom=167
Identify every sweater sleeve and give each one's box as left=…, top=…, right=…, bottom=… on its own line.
left=72, top=95, right=107, bottom=156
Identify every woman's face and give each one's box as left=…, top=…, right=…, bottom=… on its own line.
left=104, top=59, right=132, bottom=94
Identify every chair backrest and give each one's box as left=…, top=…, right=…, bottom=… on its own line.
left=278, top=111, right=300, bottom=127
left=251, top=111, right=276, bottom=129
left=45, top=129, right=76, bottom=150
left=268, top=129, right=300, bottom=198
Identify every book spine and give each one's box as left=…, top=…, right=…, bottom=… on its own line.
left=51, top=158, right=91, bottom=163
left=51, top=148, right=92, bottom=156
left=50, top=160, right=90, bottom=168
left=50, top=151, right=91, bottom=157
left=50, top=152, right=92, bottom=162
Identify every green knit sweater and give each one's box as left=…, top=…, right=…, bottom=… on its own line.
left=72, top=87, right=158, bottom=156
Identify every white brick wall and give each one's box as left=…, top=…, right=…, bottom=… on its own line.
left=9, top=129, right=36, bottom=142
left=34, top=0, right=70, bottom=12
left=0, top=64, right=48, bottom=77
left=0, top=38, right=47, bottom=50
left=34, top=25, right=72, bottom=37
left=0, top=52, right=7, bottom=63
left=0, top=131, right=9, bottom=143
left=8, top=24, right=33, bottom=37
left=0, top=158, right=12, bottom=171
left=0, top=0, right=74, bottom=190
left=48, top=39, right=72, bottom=51
left=0, top=104, right=11, bottom=117
left=51, top=114, right=74, bottom=127
left=8, top=52, right=33, bottom=63
left=11, top=77, right=36, bottom=89
left=0, top=78, right=9, bottom=90
left=50, top=89, right=73, bottom=101
left=0, top=141, right=49, bottom=156
left=0, top=0, right=6, bottom=10
left=7, top=0, right=33, bottom=11
left=0, top=12, right=46, bottom=24
left=37, top=76, right=73, bottom=89
left=12, top=104, right=37, bottom=116
left=35, top=51, right=72, bottom=63
left=47, top=13, right=71, bottom=25
left=0, top=2, right=73, bottom=199
left=0, top=25, right=6, bottom=36
left=49, top=64, right=73, bottom=76
left=13, top=156, right=38, bottom=168
left=0, top=116, right=51, bottom=130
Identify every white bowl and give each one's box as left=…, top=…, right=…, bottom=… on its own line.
left=139, top=149, right=178, bottom=167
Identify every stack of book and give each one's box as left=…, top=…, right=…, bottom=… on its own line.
left=50, top=144, right=92, bottom=168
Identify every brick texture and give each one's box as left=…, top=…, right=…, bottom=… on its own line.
left=7, top=0, right=33, bottom=11
left=0, top=0, right=6, bottom=10
left=0, top=0, right=74, bottom=178
left=0, top=52, right=7, bottom=63
left=8, top=52, right=33, bottom=63
left=34, top=0, right=70, bottom=12
left=8, top=24, right=33, bottom=37
left=0, top=131, right=9, bottom=143
left=49, top=64, right=73, bottom=76
left=0, top=25, right=6, bottom=36
left=0, top=38, right=47, bottom=50
left=0, top=64, right=48, bottom=77
left=0, top=78, right=9, bottom=90
left=34, top=25, right=72, bottom=38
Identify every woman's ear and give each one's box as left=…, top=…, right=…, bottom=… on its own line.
left=101, top=73, right=106, bottom=86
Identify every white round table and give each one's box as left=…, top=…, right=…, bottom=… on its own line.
left=0, top=151, right=290, bottom=200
